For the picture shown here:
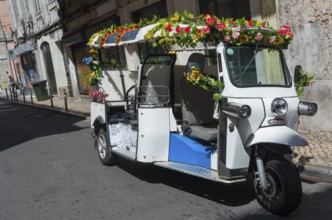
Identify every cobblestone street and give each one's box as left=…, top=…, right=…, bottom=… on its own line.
left=294, top=130, right=332, bottom=168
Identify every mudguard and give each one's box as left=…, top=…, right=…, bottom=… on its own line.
left=247, top=126, right=309, bottom=147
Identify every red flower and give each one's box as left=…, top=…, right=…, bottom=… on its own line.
left=165, top=23, right=172, bottom=32
left=175, top=26, right=182, bottom=34
left=205, top=14, right=215, bottom=25
left=134, top=25, right=139, bottom=29
left=248, top=20, right=253, bottom=27
left=203, top=26, right=210, bottom=34
left=217, top=23, right=226, bottom=31
left=184, top=26, right=191, bottom=33
left=228, top=19, right=235, bottom=25
left=129, top=26, right=133, bottom=31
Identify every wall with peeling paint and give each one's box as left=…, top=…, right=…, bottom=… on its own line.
left=278, top=0, right=332, bottom=131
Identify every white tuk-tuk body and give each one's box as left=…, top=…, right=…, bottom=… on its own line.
left=91, top=39, right=308, bottom=181
left=90, top=15, right=318, bottom=215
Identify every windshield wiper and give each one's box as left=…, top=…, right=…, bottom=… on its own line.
left=238, top=42, right=259, bottom=77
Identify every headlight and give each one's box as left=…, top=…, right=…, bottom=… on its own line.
left=298, top=102, right=318, bottom=116
left=222, top=103, right=251, bottom=119
left=271, top=98, right=288, bottom=116
left=239, top=105, right=251, bottom=118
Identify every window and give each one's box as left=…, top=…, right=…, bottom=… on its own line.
left=199, top=0, right=251, bottom=19
left=225, top=46, right=291, bottom=87
left=34, top=0, right=41, bottom=13
left=138, top=42, right=165, bottom=63
left=99, top=46, right=127, bottom=70
left=132, top=0, right=168, bottom=23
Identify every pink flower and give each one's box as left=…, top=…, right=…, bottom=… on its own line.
left=268, top=36, right=276, bottom=44
left=232, top=31, right=240, bottom=40
left=205, top=14, right=215, bottom=25
left=165, top=23, right=172, bottom=32
left=217, top=23, right=226, bottom=31
left=255, top=32, right=263, bottom=41
left=282, top=25, right=291, bottom=31
left=175, top=26, right=182, bottom=34
left=203, top=26, right=210, bottom=34
left=224, top=35, right=231, bottom=43
left=184, top=26, right=191, bottom=33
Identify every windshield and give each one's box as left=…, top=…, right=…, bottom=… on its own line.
left=225, top=46, right=292, bottom=87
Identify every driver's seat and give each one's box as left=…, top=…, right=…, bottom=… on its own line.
left=181, top=53, right=218, bottom=142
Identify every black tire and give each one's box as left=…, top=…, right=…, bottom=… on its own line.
left=95, top=128, right=115, bottom=166
left=254, top=159, right=302, bottom=215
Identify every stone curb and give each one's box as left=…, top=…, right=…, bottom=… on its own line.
left=298, top=164, right=332, bottom=183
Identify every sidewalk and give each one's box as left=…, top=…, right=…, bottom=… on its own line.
left=0, top=89, right=90, bottom=118
left=1, top=89, right=331, bottom=183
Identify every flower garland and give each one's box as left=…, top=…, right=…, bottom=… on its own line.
left=184, top=66, right=224, bottom=101
left=87, top=16, right=159, bottom=47
left=82, top=48, right=102, bottom=86
left=88, top=11, right=294, bottom=49
left=145, top=11, right=294, bottom=49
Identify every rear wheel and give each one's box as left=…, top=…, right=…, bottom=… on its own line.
left=95, top=128, right=115, bottom=166
left=254, top=159, right=302, bottom=215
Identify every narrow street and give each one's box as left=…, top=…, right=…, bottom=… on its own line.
left=1, top=99, right=332, bottom=220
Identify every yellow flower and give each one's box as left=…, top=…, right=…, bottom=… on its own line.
left=276, top=36, right=284, bottom=45
left=89, top=48, right=97, bottom=54
left=168, top=51, right=176, bottom=54
left=239, top=35, right=249, bottom=43
left=171, top=15, right=179, bottom=21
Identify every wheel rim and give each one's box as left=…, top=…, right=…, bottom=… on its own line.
left=262, top=173, right=281, bottom=200
left=98, top=134, right=107, bottom=159
left=256, top=167, right=283, bottom=205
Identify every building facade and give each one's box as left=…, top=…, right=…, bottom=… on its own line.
left=7, top=0, right=67, bottom=97
left=0, top=0, right=15, bottom=90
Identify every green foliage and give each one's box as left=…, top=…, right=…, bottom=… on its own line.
left=295, top=67, right=314, bottom=96
left=184, top=66, right=224, bottom=101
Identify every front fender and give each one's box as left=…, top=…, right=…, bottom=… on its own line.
left=247, top=126, right=308, bottom=147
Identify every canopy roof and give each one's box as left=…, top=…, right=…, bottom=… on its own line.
left=88, top=11, right=294, bottom=49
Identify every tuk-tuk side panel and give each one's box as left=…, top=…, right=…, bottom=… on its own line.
left=169, top=133, right=216, bottom=170
left=137, top=108, right=171, bottom=162
left=91, top=102, right=106, bottom=128
left=101, top=70, right=138, bottom=102
left=224, top=98, right=265, bottom=169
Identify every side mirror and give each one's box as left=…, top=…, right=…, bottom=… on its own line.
left=294, top=65, right=302, bottom=83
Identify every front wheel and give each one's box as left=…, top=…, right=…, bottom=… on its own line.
left=254, top=159, right=302, bottom=215
left=95, top=128, right=115, bottom=166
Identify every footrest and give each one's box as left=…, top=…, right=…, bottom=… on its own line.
left=154, top=161, right=245, bottom=184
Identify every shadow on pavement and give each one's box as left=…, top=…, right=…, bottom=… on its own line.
left=114, top=157, right=256, bottom=207
left=0, top=99, right=89, bottom=152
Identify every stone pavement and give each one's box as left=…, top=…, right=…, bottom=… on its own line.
left=1, top=89, right=331, bottom=183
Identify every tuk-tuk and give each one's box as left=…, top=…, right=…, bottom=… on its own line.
left=88, top=12, right=317, bottom=215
